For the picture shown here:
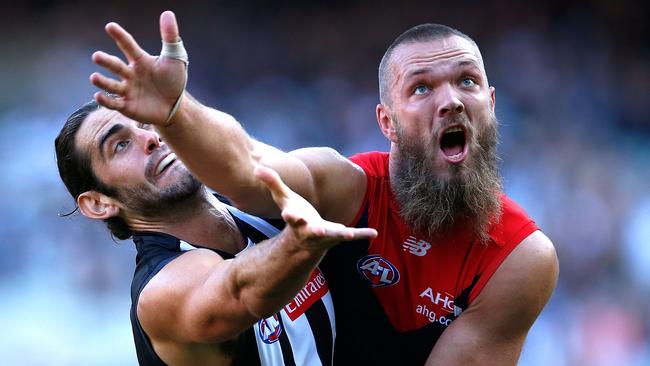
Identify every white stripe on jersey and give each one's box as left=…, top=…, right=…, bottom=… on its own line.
left=279, top=290, right=335, bottom=366
left=322, top=291, right=337, bottom=362
left=280, top=305, right=321, bottom=366
left=227, top=205, right=281, bottom=237
left=226, top=204, right=336, bottom=366
left=179, top=240, right=196, bottom=252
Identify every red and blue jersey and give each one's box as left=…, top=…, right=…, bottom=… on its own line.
left=319, top=151, right=538, bottom=365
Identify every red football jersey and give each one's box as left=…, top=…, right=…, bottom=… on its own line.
left=350, top=151, right=539, bottom=332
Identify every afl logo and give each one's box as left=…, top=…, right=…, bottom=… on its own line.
left=357, top=255, right=400, bottom=288
left=258, top=314, right=282, bottom=344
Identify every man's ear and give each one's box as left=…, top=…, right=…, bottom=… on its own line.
left=489, top=86, right=496, bottom=112
left=77, top=191, right=120, bottom=220
left=376, top=103, right=398, bottom=143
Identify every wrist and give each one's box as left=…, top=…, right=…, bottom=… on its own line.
left=160, top=91, right=194, bottom=130
left=279, top=226, right=329, bottom=259
left=162, top=90, right=185, bottom=128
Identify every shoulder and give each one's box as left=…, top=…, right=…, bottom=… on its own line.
left=137, top=249, right=226, bottom=341
left=349, top=151, right=389, bottom=177
left=427, top=230, right=558, bottom=364
left=487, top=194, right=539, bottom=247
left=471, top=230, right=558, bottom=334
left=289, top=147, right=368, bottom=224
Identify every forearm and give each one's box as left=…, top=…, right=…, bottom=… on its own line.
left=227, top=227, right=327, bottom=318
left=139, top=234, right=327, bottom=344
left=158, top=94, right=265, bottom=202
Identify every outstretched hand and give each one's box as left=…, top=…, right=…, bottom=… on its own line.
left=90, top=10, right=186, bottom=126
left=255, top=165, right=377, bottom=250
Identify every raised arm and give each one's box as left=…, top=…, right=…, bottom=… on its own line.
left=138, top=166, right=377, bottom=347
left=425, top=231, right=559, bottom=365
left=90, top=11, right=365, bottom=223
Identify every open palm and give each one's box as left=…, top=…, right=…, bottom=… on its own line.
left=90, top=11, right=187, bottom=126
left=256, top=165, right=377, bottom=251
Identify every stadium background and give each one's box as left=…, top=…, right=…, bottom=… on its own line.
left=0, top=0, right=648, bottom=364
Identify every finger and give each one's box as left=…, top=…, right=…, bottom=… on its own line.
left=159, top=10, right=181, bottom=43
left=254, top=165, right=291, bottom=207
left=92, top=51, right=131, bottom=78
left=318, top=226, right=378, bottom=241
left=94, top=91, right=125, bottom=111
left=344, top=228, right=378, bottom=240
left=90, top=72, right=125, bottom=95
left=105, top=22, right=146, bottom=62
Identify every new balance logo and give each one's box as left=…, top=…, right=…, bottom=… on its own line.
left=402, top=236, right=431, bottom=256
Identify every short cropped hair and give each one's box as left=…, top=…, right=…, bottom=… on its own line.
left=378, top=23, right=476, bottom=106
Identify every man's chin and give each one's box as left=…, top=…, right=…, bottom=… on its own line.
left=119, top=175, right=203, bottom=218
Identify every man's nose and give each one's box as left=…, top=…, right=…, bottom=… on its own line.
left=436, top=84, right=464, bottom=118
left=141, top=129, right=162, bottom=153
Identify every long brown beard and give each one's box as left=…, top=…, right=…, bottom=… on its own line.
left=391, top=112, right=502, bottom=242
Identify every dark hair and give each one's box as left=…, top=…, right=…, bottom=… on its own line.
left=378, top=23, right=477, bottom=106
left=55, top=100, right=132, bottom=240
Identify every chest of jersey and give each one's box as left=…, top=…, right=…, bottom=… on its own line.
left=358, top=201, right=480, bottom=332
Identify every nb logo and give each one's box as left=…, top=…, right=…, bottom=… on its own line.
left=402, top=236, right=431, bottom=257
left=357, top=255, right=400, bottom=288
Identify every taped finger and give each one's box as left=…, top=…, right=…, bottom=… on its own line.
left=161, top=39, right=188, bottom=64
left=160, top=38, right=189, bottom=124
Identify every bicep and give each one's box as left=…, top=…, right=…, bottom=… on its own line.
left=137, top=250, right=258, bottom=344
left=286, top=147, right=366, bottom=224
left=426, top=231, right=559, bottom=365
left=239, top=145, right=366, bottom=224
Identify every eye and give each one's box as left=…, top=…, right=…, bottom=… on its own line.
left=414, top=85, right=429, bottom=95
left=115, top=140, right=129, bottom=153
left=461, top=77, right=477, bottom=87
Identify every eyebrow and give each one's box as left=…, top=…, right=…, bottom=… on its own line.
left=403, top=68, right=429, bottom=81
left=98, top=123, right=124, bottom=159
left=457, top=60, right=482, bottom=70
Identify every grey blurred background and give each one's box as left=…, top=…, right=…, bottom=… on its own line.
left=1, top=0, right=648, bottom=365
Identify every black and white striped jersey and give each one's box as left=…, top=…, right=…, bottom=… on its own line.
left=130, top=204, right=336, bottom=366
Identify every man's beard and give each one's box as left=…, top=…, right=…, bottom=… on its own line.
left=116, top=169, right=203, bottom=219
left=391, top=112, right=502, bottom=242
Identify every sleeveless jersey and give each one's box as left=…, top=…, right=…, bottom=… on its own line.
left=318, top=151, right=538, bottom=365
left=130, top=203, right=336, bottom=366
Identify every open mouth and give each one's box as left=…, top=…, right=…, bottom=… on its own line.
left=155, top=153, right=177, bottom=176
left=439, top=126, right=468, bottom=163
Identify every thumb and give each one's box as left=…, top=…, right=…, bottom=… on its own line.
left=159, top=10, right=180, bottom=43
left=254, top=165, right=290, bottom=208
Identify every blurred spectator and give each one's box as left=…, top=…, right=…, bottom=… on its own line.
left=0, top=0, right=647, bottom=364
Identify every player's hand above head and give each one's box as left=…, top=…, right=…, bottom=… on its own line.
left=255, top=165, right=377, bottom=250
left=89, top=10, right=187, bottom=126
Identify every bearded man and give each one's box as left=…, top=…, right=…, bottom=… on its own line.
left=90, top=11, right=558, bottom=365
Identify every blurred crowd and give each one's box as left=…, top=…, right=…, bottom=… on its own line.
left=0, top=0, right=648, bottom=365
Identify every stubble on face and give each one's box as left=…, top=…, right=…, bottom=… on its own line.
left=391, top=111, right=502, bottom=243
left=111, top=147, right=203, bottom=219
left=116, top=167, right=203, bottom=219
